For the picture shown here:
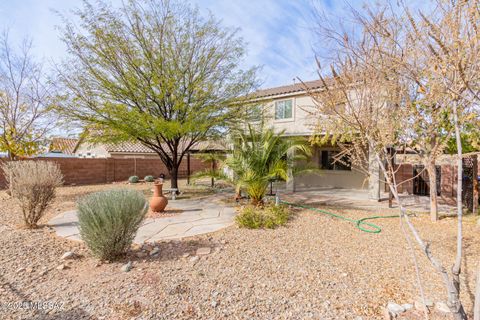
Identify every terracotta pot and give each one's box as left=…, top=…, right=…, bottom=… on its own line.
left=150, top=182, right=168, bottom=212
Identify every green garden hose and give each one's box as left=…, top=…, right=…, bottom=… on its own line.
left=280, top=200, right=399, bottom=234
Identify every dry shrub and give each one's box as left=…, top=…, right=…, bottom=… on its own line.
left=2, top=161, right=63, bottom=228
left=235, top=204, right=291, bottom=229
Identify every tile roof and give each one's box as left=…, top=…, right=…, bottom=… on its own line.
left=104, top=140, right=226, bottom=154
left=105, top=142, right=154, bottom=154
left=253, top=79, right=326, bottom=99
left=49, top=137, right=79, bottom=155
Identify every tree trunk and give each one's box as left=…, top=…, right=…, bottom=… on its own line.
left=450, top=102, right=467, bottom=320
left=169, top=144, right=180, bottom=193
left=211, top=159, right=215, bottom=188
left=371, top=142, right=467, bottom=320
left=473, top=155, right=478, bottom=215
left=170, top=166, right=179, bottom=191
left=427, top=161, right=439, bottom=222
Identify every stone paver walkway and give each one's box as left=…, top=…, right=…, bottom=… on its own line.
left=48, top=195, right=236, bottom=243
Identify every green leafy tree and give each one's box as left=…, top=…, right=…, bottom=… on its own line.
left=446, top=119, right=480, bottom=154
left=57, top=0, right=258, bottom=190
left=226, top=124, right=311, bottom=205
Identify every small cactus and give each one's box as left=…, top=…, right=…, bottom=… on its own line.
left=144, top=175, right=155, bottom=182
left=128, top=175, right=139, bottom=183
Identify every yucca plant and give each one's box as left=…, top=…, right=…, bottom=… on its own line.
left=226, top=124, right=311, bottom=205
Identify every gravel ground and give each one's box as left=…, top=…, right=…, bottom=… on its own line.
left=1, top=182, right=479, bottom=319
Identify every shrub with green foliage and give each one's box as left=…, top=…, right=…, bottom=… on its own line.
left=77, top=189, right=147, bottom=260
left=144, top=175, right=155, bottom=182
left=128, top=175, right=139, bottom=183
left=235, top=205, right=290, bottom=229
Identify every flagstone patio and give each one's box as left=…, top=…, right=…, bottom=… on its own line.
left=48, top=196, right=237, bottom=243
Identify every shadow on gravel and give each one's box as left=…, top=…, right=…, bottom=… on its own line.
left=0, top=274, right=90, bottom=320
left=126, top=238, right=217, bottom=262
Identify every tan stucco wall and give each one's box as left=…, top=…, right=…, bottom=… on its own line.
left=261, top=94, right=316, bottom=136
left=75, top=143, right=110, bottom=158
left=256, top=92, right=374, bottom=190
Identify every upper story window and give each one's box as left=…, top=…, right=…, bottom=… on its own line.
left=320, top=150, right=351, bottom=171
left=275, top=99, right=293, bottom=120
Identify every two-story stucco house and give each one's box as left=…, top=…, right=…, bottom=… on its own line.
left=253, top=79, right=381, bottom=199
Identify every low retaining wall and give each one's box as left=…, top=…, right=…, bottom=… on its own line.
left=0, top=157, right=208, bottom=188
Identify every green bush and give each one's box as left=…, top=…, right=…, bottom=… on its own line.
left=128, top=175, right=139, bottom=183
left=77, top=189, right=147, bottom=260
left=235, top=205, right=290, bottom=229
left=144, top=175, right=155, bottom=182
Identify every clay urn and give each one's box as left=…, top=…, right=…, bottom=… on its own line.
left=150, top=182, right=168, bottom=212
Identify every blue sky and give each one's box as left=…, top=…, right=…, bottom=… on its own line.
left=0, top=0, right=429, bottom=89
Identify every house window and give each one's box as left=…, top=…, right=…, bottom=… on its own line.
left=275, top=99, right=293, bottom=120
left=320, top=150, right=351, bottom=171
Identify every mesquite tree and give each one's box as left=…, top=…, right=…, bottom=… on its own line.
left=57, top=0, right=258, bottom=189
left=310, top=2, right=480, bottom=318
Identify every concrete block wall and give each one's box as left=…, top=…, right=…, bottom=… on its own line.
left=0, top=157, right=209, bottom=188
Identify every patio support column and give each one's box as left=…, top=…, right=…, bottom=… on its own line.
left=286, top=149, right=295, bottom=192
left=368, top=146, right=381, bottom=200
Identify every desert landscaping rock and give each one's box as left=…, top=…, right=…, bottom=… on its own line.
left=414, top=296, right=435, bottom=313
left=136, top=251, right=148, bottom=258
left=196, top=247, right=211, bottom=256
left=56, top=264, right=67, bottom=270
left=189, top=256, right=200, bottom=264
left=149, top=247, right=160, bottom=256
left=435, top=301, right=451, bottom=313
left=401, top=303, right=413, bottom=311
left=386, top=302, right=405, bottom=316
left=121, top=261, right=133, bottom=272
left=61, top=251, right=76, bottom=260
left=2, top=183, right=480, bottom=319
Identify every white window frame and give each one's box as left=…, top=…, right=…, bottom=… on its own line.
left=274, top=99, right=294, bottom=121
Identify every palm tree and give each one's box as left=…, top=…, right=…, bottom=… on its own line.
left=192, top=152, right=227, bottom=187
left=226, top=124, right=311, bottom=205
